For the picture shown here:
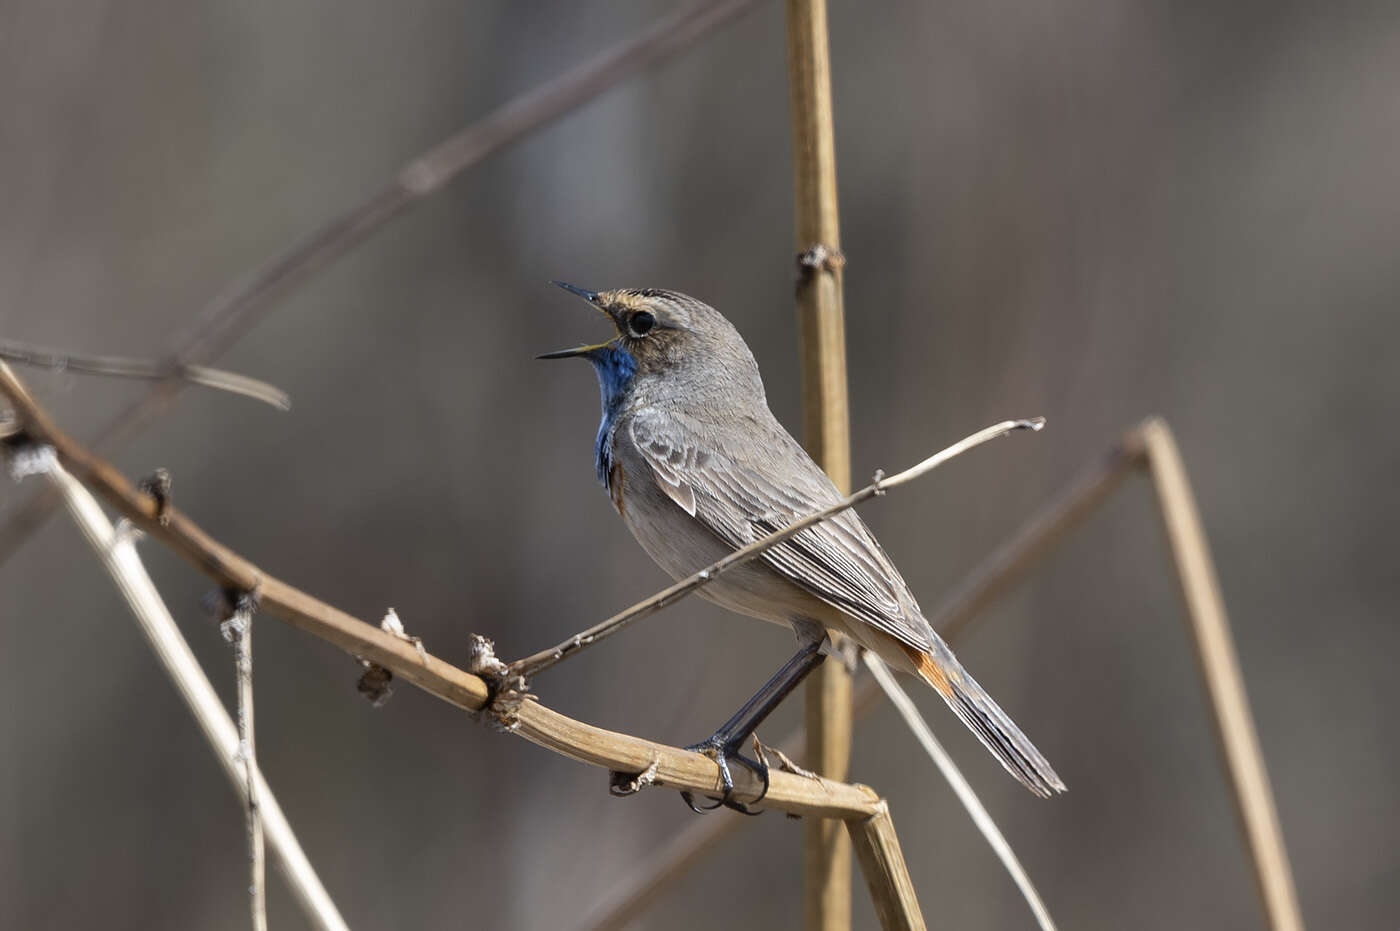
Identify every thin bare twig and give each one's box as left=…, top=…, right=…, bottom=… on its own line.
left=511, top=417, right=1045, bottom=678
left=0, top=0, right=766, bottom=568
left=221, top=599, right=267, bottom=931
left=864, top=652, right=1056, bottom=931
left=40, top=459, right=348, bottom=931
left=0, top=361, right=878, bottom=819
left=0, top=341, right=291, bottom=410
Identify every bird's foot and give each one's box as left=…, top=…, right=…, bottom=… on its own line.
left=678, top=735, right=769, bottom=816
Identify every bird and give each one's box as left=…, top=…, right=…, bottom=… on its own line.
left=541, top=282, right=1065, bottom=811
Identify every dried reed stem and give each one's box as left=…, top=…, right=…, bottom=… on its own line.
left=785, top=0, right=853, bottom=922
left=1140, top=418, right=1304, bottom=931
left=0, top=341, right=291, bottom=410
left=864, top=653, right=1056, bottom=931
left=0, top=0, right=765, bottom=569
left=922, top=431, right=1146, bottom=636
left=42, top=460, right=348, bottom=931
left=224, top=605, right=267, bottom=931
left=512, top=418, right=1044, bottom=677
left=847, top=805, right=925, bottom=931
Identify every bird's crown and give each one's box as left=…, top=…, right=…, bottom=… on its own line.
left=539, top=282, right=758, bottom=379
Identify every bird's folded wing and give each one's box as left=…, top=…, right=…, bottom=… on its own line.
left=629, top=409, right=936, bottom=654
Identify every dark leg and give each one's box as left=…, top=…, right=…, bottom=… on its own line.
left=681, top=638, right=827, bottom=814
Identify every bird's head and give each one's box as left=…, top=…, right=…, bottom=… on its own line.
left=539, top=283, right=763, bottom=400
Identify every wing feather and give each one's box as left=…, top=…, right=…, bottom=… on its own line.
left=629, top=409, right=935, bottom=653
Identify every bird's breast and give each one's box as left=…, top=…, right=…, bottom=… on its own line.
left=608, top=428, right=838, bottom=630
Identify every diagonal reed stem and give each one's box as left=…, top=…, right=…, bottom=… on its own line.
left=44, top=460, right=348, bottom=931
left=864, top=652, right=1055, bottom=931
left=0, top=341, right=291, bottom=410
left=0, top=0, right=766, bottom=569
left=1139, top=418, right=1304, bottom=931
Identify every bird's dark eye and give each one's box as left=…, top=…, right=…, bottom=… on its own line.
left=628, top=311, right=656, bottom=337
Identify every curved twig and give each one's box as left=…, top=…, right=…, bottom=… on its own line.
left=0, top=0, right=765, bottom=569
left=510, top=418, right=1045, bottom=677
left=864, top=652, right=1057, bottom=931
left=0, top=341, right=291, bottom=410
left=0, top=361, right=876, bottom=818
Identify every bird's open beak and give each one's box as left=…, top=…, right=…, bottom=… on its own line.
left=552, top=281, right=599, bottom=303
left=537, top=342, right=611, bottom=360
left=539, top=281, right=617, bottom=359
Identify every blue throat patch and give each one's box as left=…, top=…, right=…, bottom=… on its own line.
left=588, top=345, right=638, bottom=488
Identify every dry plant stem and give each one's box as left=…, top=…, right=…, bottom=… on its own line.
left=864, top=653, right=1056, bottom=931
left=229, top=614, right=267, bottom=931
left=0, top=363, right=492, bottom=711
left=847, top=806, right=925, bottom=931
left=923, top=430, right=1146, bottom=636
left=784, top=0, right=852, bottom=923
left=0, top=341, right=291, bottom=410
left=0, top=0, right=765, bottom=569
left=515, top=700, right=879, bottom=818
left=582, top=431, right=1150, bottom=931
left=0, top=363, right=875, bottom=819
left=512, top=418, right=1045, bottom=677
left=1140, top=418, right=1304, bottom=931
left=44, top=462, right=348, bottom=931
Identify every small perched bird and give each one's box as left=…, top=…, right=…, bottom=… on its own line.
left=542, top=283, right=1064, bottom=810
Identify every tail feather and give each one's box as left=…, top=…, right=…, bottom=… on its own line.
left=904, top=645, right=1066, bottom=798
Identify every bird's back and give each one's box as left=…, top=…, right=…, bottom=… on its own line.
left=611, top=395, right=941, bottom=665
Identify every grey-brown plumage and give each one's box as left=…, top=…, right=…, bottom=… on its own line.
left=543, top=284, right=1064, bottom=799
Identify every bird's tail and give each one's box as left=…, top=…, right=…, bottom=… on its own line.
left=903, top=644, right=1066, bottom=798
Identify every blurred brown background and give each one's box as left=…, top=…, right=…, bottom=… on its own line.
left=2, top=1, right=1397, bottom=928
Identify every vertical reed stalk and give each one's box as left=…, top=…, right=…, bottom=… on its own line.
left=786, top=1, right=854, bottom=928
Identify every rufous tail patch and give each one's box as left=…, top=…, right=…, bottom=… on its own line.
left=901, top=644, right=954, bottom=697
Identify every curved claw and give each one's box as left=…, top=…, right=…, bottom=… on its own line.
left=719, top=796, right=765, bottom=816
left=678, top=742, right=770, bottom=816
left=680, top=790, right=724, bottom=814
left=733, top=752, right=771, bottom=807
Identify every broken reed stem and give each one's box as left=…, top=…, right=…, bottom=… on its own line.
left=1140, top=418, right=1304, bottom=931
left=0, top=341, right=291, bottom=410
left=864, top=653, right=1056, bottom=931
left=511, top=418, right=1045, bottom=677
left=846, top=805, right=925, bottom=931
left=0, top=0, right=766, bottom=570
left=43, top=460, right=348, bottom=931
left=0, top=361, right=877, bottom=820
left=226, top=608, right=267, bottom=931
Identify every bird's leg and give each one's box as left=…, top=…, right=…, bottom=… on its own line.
left=680, top=638, right=827, bottom=814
